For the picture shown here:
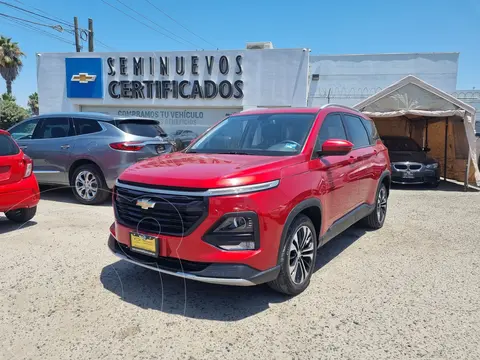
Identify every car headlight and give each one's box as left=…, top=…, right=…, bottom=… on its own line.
left=202, top=212, right=259, bottom=251
left=426, top=163, right=439, bottom=169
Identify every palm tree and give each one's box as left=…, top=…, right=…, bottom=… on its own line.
left=28, top=92, right=39, bottom=115
left=0, top=36, right=25, bottom=95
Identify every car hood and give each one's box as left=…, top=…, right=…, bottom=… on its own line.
left=118, top=152, right=299, bottom=189
left=389, top=151, right=436, bottom=164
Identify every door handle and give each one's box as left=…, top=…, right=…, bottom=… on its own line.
left=60, top=144, right=70, bottom=150
left=19, top=145, right=28, bottom=150
left=348, top=156, right=356, bottom=164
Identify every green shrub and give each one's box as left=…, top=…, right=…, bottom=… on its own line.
left=0, top=97, right=29, bottom=130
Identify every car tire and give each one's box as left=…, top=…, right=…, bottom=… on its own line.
left=71, top=164, right=110, bottom=205
left=428, top=181, right=440, bottom=188
left=361, top=183, right=388, bottom=229
left=268, top=214, right=317, bottom=296
left=5, top=206, right=37, bottom=223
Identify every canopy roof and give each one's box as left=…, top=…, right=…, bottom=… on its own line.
left=354, top=75, right=476, bottom=118
left=354, top=75, right=479, bottom=186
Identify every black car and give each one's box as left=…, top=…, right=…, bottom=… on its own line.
left=382, top=136, right=440, bottom=187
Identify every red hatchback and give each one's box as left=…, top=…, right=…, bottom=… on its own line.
left=0, top=130, right=39, bottom=223
left=108, top=105, right=391, bottom=295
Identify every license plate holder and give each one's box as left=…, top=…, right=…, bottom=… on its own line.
left=403, top=171, right=415, bottom=179
left=130, top=232, right=158, bottom=257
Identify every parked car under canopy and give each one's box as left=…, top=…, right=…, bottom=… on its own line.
left=355, top=75, right=479, bottom=189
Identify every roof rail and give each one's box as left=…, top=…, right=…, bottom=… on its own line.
left=320, top=103, right=361, bottom=112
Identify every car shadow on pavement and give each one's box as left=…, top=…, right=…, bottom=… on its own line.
left=0, top=216, right=37, bottom=235
left=314, top=225, right=367, bottom=272
left=39, top=185, right=113, bottom=206
left=100, top=227, right=366, bottom=321
left=391, top=180, right=479, bottom=192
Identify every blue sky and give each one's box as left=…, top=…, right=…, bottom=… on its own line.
left=1, top=0, right=479, bottom=106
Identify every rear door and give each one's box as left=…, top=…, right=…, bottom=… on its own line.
left=113, top=119, right=175, bottom=161
left=310, top=113, right=353, bottom=228
left=28, top=117, right=75, bottom=185
left=342, top=113, right=376, bottom=208
left=360, top=116, right=386, bottom=202
left=0, top=132, right=24, bottom=187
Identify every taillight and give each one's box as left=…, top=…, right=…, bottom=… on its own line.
left=109, top=141, right=145, bottom=151
left=23, top=156, right=33, bottom=178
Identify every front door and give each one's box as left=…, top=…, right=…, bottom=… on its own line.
left=26, top=117, right=75, bottom=185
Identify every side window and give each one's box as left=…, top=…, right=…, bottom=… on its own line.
left=342, top=114, right=371, bottom=148
left=74, top=118, right=103, bottom=135
left=360, top=117, right=380, bottom=144
left=314, top=113, right=347, bottom=152
left=8, top=119, right=38, bottom=140
left=33, top=118, right=74, bottom=139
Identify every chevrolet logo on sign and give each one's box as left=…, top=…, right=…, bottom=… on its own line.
left=71, top=73, right=97, bottom=83
left=65, top=58, right=103, bottom=98
left=136, top=198, right=156, bottom=210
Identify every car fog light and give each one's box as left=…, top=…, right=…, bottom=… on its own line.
left=213, top=216, right=253, bottom=233
left=202, top=212, right=260, bottom=250
left=219, top=241, right=256, bottom=251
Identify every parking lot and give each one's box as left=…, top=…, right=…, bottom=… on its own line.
left=1, top=184, right=479, bottom=360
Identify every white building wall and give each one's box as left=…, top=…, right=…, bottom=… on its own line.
left=453, top=90, right=480, bottom=134
left=37, top=49, right=310, bottom=133
left=308, top=53, right=459, bottom=107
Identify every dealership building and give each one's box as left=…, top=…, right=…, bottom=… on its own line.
left=36, top=42, right=479, bottom=185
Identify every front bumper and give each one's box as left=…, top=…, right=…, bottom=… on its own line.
left=108, top=234, right=280, bottom=286
left=391, top=167, right=440, bottom=185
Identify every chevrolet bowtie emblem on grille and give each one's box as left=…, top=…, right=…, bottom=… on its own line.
left=71, top=73, right=97, bottom=83
left=136, top=198, right=156, bottom=210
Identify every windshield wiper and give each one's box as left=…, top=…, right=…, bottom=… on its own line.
left=216, top=151, right=251, bottom=155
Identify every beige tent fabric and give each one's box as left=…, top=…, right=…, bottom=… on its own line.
left=354, top=76, right=479, bottom=186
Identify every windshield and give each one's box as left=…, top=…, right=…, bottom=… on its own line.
left=187, top=113, right=316, bottom=156
left=382, top=137, right=422, bottom=152
left=116, top=119, right=167, bottom=138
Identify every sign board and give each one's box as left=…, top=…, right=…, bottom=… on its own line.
left=81, top=106, right=241, bottom=135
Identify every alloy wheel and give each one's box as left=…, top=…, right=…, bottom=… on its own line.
left=376, top=187, right=388, bottom=223
left=288, top=225, right=315, bottom=285
left=75, top=170, right=98, bottom=201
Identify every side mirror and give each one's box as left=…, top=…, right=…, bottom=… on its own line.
left=317, top=139, right=354, bottom=156
left=423, top=147, right=431, bottom=152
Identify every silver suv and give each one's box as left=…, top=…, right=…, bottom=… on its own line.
left=8, top=113, right=177, bottom=205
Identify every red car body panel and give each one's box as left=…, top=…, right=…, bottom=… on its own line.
left=0, top=130, right=40, bottom=213
left=109, top=106, right=391, bottom=283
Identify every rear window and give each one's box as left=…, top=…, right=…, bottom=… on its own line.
left=0, top=134, right=20, bottom=156
left=115, top=119, right=167, bottom=138
left=360, top=117, right=380, bottom=143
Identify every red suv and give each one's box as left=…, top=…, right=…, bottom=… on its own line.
left=108, top=105, right=391, bottom=295
left=0, top=130, right=39, bottom=223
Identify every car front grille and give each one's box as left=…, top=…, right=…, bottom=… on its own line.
left=392, top=162, right=423, bottom=171
left=114, top=182, right=208, bottom=236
